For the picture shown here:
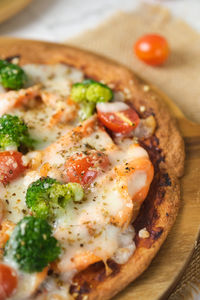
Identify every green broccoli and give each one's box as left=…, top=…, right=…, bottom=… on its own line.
left=82, top=79, right=96, bottom=85
left=26, top=177, right=84, bottom=220
left=70, top=79, right=113, bottom=120
left=0, top=114, right=34, bottom=151
left=71, top=79, right=113, bottom=104
left=0, top=59, right=27, bottom=90
left=4, top=216, right=61, bottom=273
left=0, top=59, right=8, bottom=69
left=78, top=102, right=96, bottom=121
left=86, top=82, right=113, bottom=103
left=70, top=83, right=88, bottom=103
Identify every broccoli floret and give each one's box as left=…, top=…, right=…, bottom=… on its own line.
left=0, top=59, right=8, bottom=69
left=26, top=177, right=84, bottom=220
left=4, top=216, right=61, bottom=273
left=0, top=114, right=34, bottom=151
left=86, top=82, right=113, bottom=103
left=70, top=83, right=88, bottom=103
left=71, top=79, right=113, bottom=104
left=0, top=59, right=27, bottom=90
left=82, top=79, right=96, bottom=85
left=79, top=102, right=96, bottom=121
left=70, top=79, right=113, bottom=120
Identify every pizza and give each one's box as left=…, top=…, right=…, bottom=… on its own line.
left=0, top=39, right=184, bottom=300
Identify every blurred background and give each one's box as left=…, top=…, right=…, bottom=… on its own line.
left=0, top=0, right=199, bottom=41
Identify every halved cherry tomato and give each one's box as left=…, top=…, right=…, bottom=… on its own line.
left=97, top=104, right=140, bottom=134
left=0, top=151, right=26, bottom=184
left=134, top=34, right=169, bottom=66
left=0, top=264, right=18, bottom=300
left=64, top=151, right=109, bottom=185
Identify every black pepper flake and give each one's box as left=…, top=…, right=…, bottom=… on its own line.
left=47, top=269, right=54, bottom=276
left=84, top=143, right=94, bottom=150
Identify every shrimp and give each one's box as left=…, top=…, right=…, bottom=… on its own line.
left=76, top=156, right=153, bottom=229
left=0, top=220, right=15, bottom=258
left=55, top=250, right=101, bottom=273
left=41, top=115, right=116, bottom=169
left=112, top=156, right=154, bottom=226
left=0, top=85, right=41, bottom=116
left=41, top=116, right=97, bottom=168
left=0, top=220, right=15, bottom=249
left=40, top=93, right=78, bottom=127
left=0, top=84, right=77, bottom=127
left=72, top=251, right=101, bottom=271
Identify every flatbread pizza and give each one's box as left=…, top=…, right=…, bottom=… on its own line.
left=0, top=39, right=184, bottom=300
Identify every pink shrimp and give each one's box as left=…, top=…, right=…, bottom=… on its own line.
left=0, top=85, right=41, bottom=115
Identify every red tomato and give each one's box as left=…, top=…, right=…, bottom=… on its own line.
left=0, top=151, right=26, bottom=184
left=64, top=151, right=110, bottom=185
left=0, top=264, right=18, bottom=300
left=97, top=106, right=140, bottom=134
left=134, top=34, right=169, bottom=66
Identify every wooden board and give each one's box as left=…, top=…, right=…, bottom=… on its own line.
left=0, top=38, right=199, bottom=300
left=0, top=0, right=32, bottom=24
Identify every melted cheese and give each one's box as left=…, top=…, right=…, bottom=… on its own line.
left=11, top=105, right=73, bottom=150
left=0, top=62, right=154, bottom=300
left=43, top=124, right=116, bottom=169
left=1, top=172, right=40, bottom=223
left=128, top=171, right=147, bottom=198
left=23, top=63, right=84, bottom=96
left=97, top=101, right=129, bottom=113
left=108, top=144, right=148, bottom=166
left=112, top=226, right=136, bottom=264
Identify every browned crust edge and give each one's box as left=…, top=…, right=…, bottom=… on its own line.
left=0, top=38, right=185, bottom=300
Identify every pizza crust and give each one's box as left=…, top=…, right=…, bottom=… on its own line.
left=0, top=38, right=185, bottom=300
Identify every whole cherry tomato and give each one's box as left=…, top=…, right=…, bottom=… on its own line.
left=0, top=264, right=18, bottom=300
left=134, top=34, right=169, bottom=66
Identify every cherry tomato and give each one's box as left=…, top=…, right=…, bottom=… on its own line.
left=134, top=34, right=169, bottom=66
left=97, top=105, right=140, bottom=134
left=0, top=264, right=18, bottom=300
left=0, top=151, right=26, bottom=184
left=64, top=151, right=109, bottom=185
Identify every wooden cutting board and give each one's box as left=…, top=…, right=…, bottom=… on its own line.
left=0, top=38, right=199, bottom=300
left=0, top=0, right=32, bottom=24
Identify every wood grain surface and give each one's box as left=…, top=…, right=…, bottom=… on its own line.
left=0, top=0, right=32, bottom=24
left=0, top=38, right=199, bottom=300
